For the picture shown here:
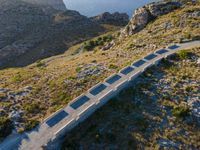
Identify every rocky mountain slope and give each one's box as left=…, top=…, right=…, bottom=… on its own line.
left=22, top=0, right=67, bottom=11
left=91, top=12, right=129, bottom=26
left=0, top=0, right=129, bottom=69
left=121, top=1, right=182, bottom=36
left=0, top=0, right=105, bottom=69
left=0, top=0, right=199, bottom=141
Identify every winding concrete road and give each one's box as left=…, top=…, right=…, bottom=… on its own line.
left=0, top=40, right=200, bottom=150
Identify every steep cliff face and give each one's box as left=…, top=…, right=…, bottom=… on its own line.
left=121, top=1, right=182, bottom=36
left=91, top=12, right=129, bottom=26
left=22, top=0, right=66, bottom=11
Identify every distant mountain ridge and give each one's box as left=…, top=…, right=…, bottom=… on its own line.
left=91, top=12, right=129, bottom=26
left=22, top=0, right=66, bottom=11
left=0, top=0, right=105, bottom=68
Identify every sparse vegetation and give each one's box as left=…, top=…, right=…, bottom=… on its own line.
left=75, top=67, right=82, bottom=73
left=23, top=102, right=41, bottom=114
left=24, top=119, right=39, bottom=131
left=172, top=106, right=190, bottom=119
left=108, top=64, right=118, bottom=70
left=0, top=2, right=200, bottom=137
left=62, top=48, right=200, bottom=149
left=83, top=35, right=113, bottom=51
left=36, top=60, right=45, bottom=68
left=0, top=116, right=13, bottom=140
left=177, top=50, right=191, bottom=60
left=11, top=73, right=22, bottom=82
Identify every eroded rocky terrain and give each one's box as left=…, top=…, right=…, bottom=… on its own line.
left=91, top=12, right=129, bottom=26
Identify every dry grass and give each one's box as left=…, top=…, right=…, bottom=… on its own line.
left=0, top=3, right=200, bottom=131
left=61, top=47, right=200, bottom=149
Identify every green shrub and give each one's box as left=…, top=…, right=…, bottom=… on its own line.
left=83, top=41, right=96, bottom=51
left=185, top=86, right=194, bottom=92
left=177, top=50, right=191, bottom=60
left=0, top=116, right=13, bottom=140
left=68, top=76, right=76, bottom=80
left=36, top=60, right=45, bottom=67
left=109, top=64, right=118, bottom=70
left=24, top=119, right=39, bottom=131
left=103, top=35, right=113, bottom=42
left=23, top=102, right=41, bottom=114
left=76, top=67, right=82, bottom=73
left=83, top=35, right=114, bottom=51
left=12, top=74, right=22, bottom=82
left=172, top=106, right=190, bottom=119
left=97, top=40, right=104, bottom=46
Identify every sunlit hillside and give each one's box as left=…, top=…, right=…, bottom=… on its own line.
left=0, top=1, right=200, bottom=139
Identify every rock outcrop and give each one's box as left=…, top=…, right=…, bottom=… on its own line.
left=22, top=0, right=67, bottom=11
left=0, top=0, right=104, bottom=69
left=121, top=1, right=182, bottom=36
left=91, top=12, right=129, bottom=26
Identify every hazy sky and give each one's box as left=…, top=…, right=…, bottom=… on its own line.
left=64, top=0, right=159, bottom=17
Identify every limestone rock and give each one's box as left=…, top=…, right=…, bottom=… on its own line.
left=121, top=1, right=182, bottom=36
left=102, top=40, right=115, bottom=51
left=91, top=12, right=129, bottom=26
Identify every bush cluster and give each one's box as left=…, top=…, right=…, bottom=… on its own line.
left=23, top=102, right=41, bottom=114
left=177, top=50, right=191, bottom=60
left=36, top=60, right=45, bottom=67
left=0, top=116, right=13, bottom=140
left=12, top=74, right=22, bottom=82
left=172, top=106, right=190, bottom=119
left=24, top=119, right=39, bottom=131
left=83, top=35, right=113, bottom=51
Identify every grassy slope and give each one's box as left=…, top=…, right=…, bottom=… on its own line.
left=61, top=47, right=200, bottom=149
left=0, top=3, right=200, bottom=131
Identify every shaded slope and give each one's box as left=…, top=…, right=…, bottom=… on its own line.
left=0, top=0, right=104, bottom=68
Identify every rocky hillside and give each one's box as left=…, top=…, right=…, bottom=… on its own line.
left=121, top=1, right=182, bottom=36
left=0, top=0, right=105, bottom=69
left=62, top=48, right=200, bottom=149
left=91, top=12, right=129, bottom=26
left=0, top=0, right=199, bottom=141
left=22, top=0, right=67, bottom=11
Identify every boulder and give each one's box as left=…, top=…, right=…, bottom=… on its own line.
left=102, top=40, right=115, bottom=51
left=121, top=1, right=182, bottom=36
